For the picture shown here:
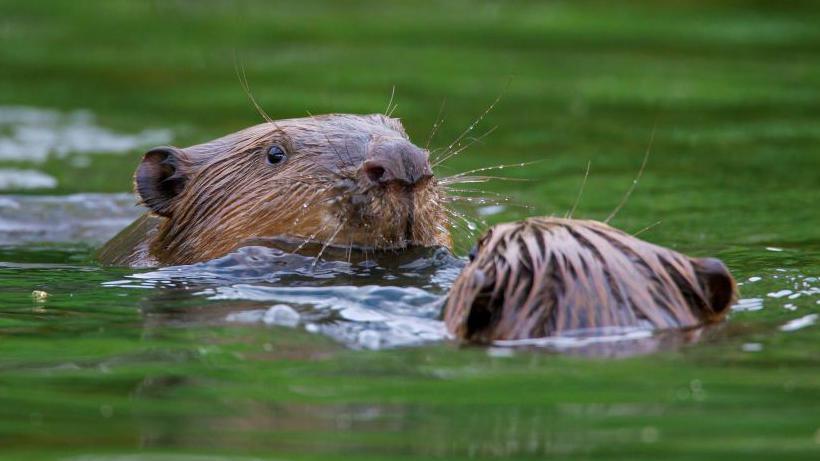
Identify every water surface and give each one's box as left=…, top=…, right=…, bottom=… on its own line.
left=1, top=1, right=819, bottom=459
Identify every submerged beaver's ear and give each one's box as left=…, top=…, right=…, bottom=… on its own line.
left=135, top=146, right=189, bottom=218
left=694, top=257, right=737, bottom=318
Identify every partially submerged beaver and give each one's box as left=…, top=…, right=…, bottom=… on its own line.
left=99, top=114, right=450, bottom=266
left=99, top=110, right=736, bottom=348
left=444, top=217, right=736, bottom=342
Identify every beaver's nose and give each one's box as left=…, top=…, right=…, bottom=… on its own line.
left=363, top=140, right=432, bottom=186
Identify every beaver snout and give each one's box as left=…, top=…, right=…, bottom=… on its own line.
left=362, top=139, right=432, bottom=186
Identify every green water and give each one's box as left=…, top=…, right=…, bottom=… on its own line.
left=1, top=1, right=819, bottom=459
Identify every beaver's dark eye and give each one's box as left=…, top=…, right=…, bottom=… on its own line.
left=266, top=145, right=287, bottom=165
left=468, top=244, right=479, bottom=262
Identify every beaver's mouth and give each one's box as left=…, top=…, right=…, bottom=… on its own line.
left=276, top=175, right=447, bottom=254
left=345, top=181, right=424, bottom=248
left=298, top=175, right=434, bottom=249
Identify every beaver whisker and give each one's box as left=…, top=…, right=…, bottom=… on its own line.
left=442, top=186, right=513, bottom=198
left=234, top=57, right=275, bottom=125
left=443, top=195, right=533, bottom=211
left=288, top=194, right=342, bottom=229
left=425, top=98, right=447, bottom=151
left=440, top=160, right=542, bottom=182
left=432, top=90, right=505, bottom=165
left=439, top=174, right=529, bottom=186
left=442, top=187, right=527, bottom=205
left=292, top=219, right=335, bottom=256
left=442, top=206, right=485, bottom=236
left=632, top=219, right=663, bottom=237
left=441, top=214, right=477, bottom=237
left=604, top=123, right=656, bottom=224
left=384, top=85, right=397, bottom=117
left=100, top=112, right=451, bottom=266
left=432, top=125, right=497, bottom=168
left=566, top=160, right=591, bottom=219
left=312, top=218, right=348, bottom=269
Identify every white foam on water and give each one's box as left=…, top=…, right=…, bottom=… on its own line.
left=0, top=168, right=57, bottom=190
left=477, top=204, right=507, bottom=216
left=263, top=304, right=301, bottom=327
left=493, top=327, right=654, bottom=349
left=0, top=193, right=143, bottom=244
left=0, top=105, right=171, bottom=163
left=733, top=297, right=764, bottom=312
left=780, top=313, right=818, bottom=332
left=768, top=289, right=793, bottom=299
left=733, top=273, right=818, bottom=313
left=214, top=284, right=448, bottom=349
left=741, top=342, right=763, bottom=352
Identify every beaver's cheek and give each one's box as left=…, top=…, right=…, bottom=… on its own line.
left=349, top=194, right=367, bottom=207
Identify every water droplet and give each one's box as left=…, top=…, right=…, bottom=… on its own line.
left=263, top=304, right=300, bottom=327
left=741, top=342, right=763, bottom=352
left=768, top=289, right=793, bottom=299
left=358, top=330, right=382, bottom=350
left=487, top=347, right=514, bottom=358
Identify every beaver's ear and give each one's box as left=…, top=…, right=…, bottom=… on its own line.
left=694, top=257, right=737, bottom=318
left=135, top=146, right=190, bottom=218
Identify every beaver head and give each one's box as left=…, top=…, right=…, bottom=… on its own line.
left=444, top=217, right=737, bottom=343
left=135, top=114, right=449, bottom=264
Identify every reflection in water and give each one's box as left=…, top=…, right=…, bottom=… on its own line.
left=492, top=327, right=708, bottom=358
left=0, top=193, right=141, bottom=245
left=113, top=244, right=460, bottom=349
left=1, top=198, right=818, bottom=458
left=0, top=105, right=171, bottom=163
left=106, top=241, right=716, bottom=354
left=780, top=313, right=818, bottom=332
left=0, top=168, right=57, bottom=190
left=4, top=193, right=819, bottom=355
left=732, top=297, right=764, bottom=312
left=0, top=105, right=172, bottom=192
left=122, top=374, right=677, bottom=459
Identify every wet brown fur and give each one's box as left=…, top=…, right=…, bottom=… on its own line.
left=100, top=114, right=451, bottom=266
left=444, top=217, right=737, bottom=342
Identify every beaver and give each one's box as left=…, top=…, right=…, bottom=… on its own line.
left=98, top=114, right=450, bottom=267
left=444, top=217, right=736, bottom=343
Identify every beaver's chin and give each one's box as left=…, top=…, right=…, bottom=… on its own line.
left=313, top=211, right=416, bottom=250
left=311, top=186, right=421, bottom=249
left=340, top=223, right=415, bottom=250
left=264, top=227, right=415, bottom=254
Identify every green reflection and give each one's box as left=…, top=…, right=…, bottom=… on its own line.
left=0, top=0, right=818, bottom=459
